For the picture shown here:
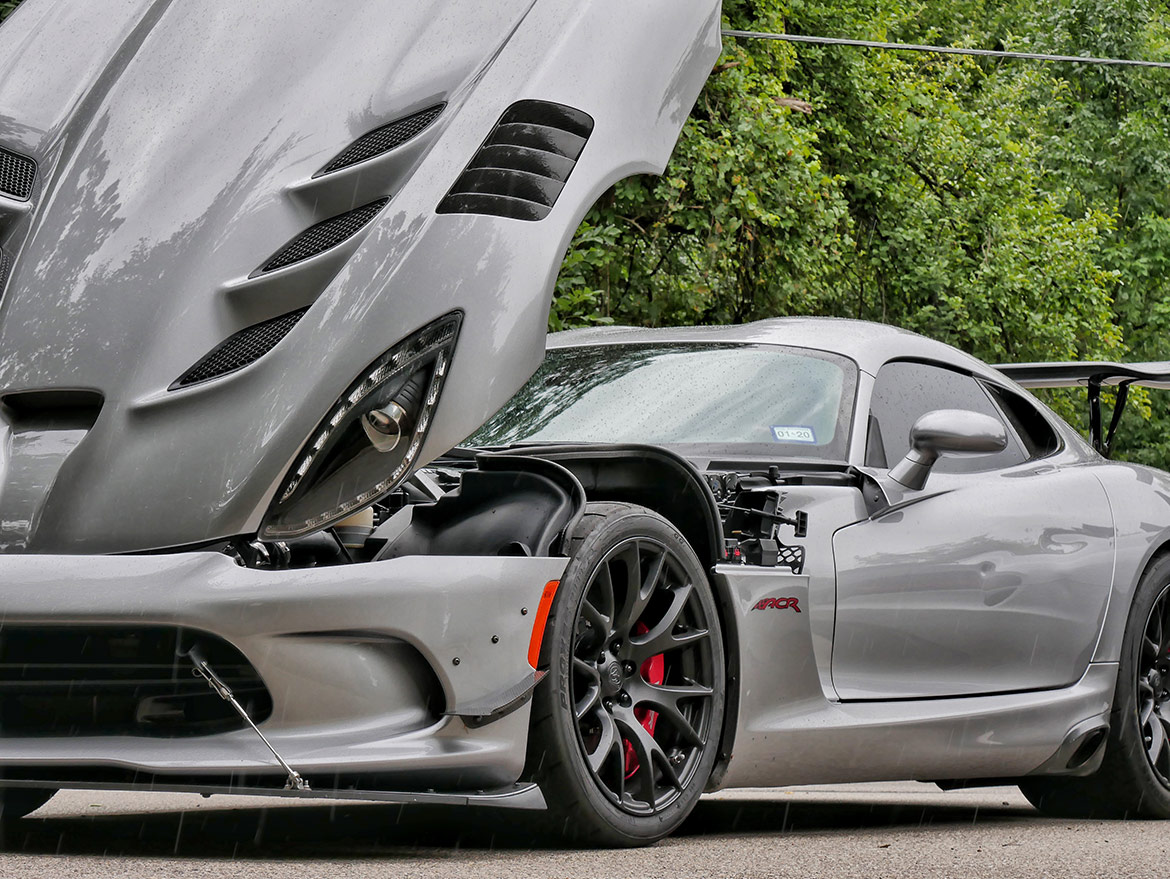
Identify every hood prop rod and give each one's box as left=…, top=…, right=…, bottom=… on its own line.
left=187, top=645, right=310, bottom=792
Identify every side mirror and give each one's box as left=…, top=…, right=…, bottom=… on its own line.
left=889, top=409, right=1008, bottom=490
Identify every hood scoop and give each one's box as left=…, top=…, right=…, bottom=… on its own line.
left=0, top=146, right=36, bottom=201
left=437, top=100, right=594, bottom=222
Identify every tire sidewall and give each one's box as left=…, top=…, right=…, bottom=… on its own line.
left=1112, top=553, right=1170, bottom=811
left=538, top=506, right=725, bottom=844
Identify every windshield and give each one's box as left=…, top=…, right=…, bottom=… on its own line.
left=467, top=342, right=857, bottom=460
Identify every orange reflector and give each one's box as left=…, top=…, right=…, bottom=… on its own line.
left=527, top=580, right=561, bottom=669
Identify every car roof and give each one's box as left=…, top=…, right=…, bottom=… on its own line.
left=548, top=316, right=1000, bottom=380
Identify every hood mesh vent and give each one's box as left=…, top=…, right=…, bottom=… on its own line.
left=0, top=147, right=36, bottom=201
left=257, top=199, right=389, bottom=275
left=437, top=100, right=594, bottom=222
left=174, top=308, right=309, bottom=388
left=319, top=104, right=445, bottom=176
left=0, top=249, right=10, bottom=291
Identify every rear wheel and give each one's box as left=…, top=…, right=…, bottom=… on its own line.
left=0, top=788, right=55, bottom=820
left=1021, top=554, right=1170, bottom=818
left=525, top=502, right=725, bottom=846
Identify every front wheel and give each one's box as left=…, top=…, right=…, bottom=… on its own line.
left=525, top=503, right=725, bottom=846
left=1021, top=554, right=1170, bottom=818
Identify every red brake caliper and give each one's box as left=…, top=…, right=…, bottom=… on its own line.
left=624, top=621, right=665, bottom=779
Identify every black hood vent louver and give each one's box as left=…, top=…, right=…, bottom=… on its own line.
left=437, top=100, right=594, bottom=222
left=173, top=307, right=309, bottom=388
left=256, top=198, right=390, bottom=275
left=0, top=146, right=36, bottom=201
left=318, top=103, right=445, bottom=176
left=0, top=249, right=11, bottom=291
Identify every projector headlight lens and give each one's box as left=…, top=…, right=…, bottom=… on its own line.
left=260, top=312, right=461, bottom=539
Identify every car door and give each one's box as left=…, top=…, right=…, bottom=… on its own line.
left=831, top=360, right=1115, bottom=700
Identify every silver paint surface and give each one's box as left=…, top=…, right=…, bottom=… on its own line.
left=1, top=0, right=1167, bottom=806
left=0, top=0, right=722, bottom=552
left=0, top=551, right=566, bottom=786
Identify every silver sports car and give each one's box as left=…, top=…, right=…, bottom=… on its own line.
left=3, top=0, right=1170, bottom=849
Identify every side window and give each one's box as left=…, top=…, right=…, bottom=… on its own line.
left=869, top=361, right=1027, bottom=473
left=983, top=383, right=1061, bottom=459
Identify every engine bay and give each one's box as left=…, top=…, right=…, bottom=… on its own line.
left=220, top=447, right=880, bottom=574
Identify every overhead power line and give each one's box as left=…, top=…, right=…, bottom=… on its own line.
left=722, top=29, right=1170, bottom=69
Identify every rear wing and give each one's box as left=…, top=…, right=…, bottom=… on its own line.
left=995, top=361, right=1170, bottom=457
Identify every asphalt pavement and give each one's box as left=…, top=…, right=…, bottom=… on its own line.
left=0, top=782, right=1164, bottom=878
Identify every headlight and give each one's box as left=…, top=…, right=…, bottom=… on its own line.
left=260, top=312, right=461, bottom=539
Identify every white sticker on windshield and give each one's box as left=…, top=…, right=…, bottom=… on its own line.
left=771, top=425, right=817, bottom=444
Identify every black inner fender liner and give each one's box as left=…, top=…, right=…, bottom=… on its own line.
left=506, top=444, right=723, bottom=567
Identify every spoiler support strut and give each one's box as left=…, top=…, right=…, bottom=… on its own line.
left=1088, top=379, right=1132, bottom=458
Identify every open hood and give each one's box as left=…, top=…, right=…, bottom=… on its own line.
left=0, top=0, right=721, bottom=552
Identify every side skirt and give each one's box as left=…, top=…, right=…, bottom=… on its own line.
left=0, top=778, right=546, bottom=810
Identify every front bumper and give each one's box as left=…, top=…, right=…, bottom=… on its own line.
left=0, top=551, right=566, bottom=796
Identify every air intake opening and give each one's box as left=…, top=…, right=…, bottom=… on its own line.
left=0, top=625, right=272, bottom=738
left=1, top=389, right=103, bottom=431
left=173, top=308, right=309, bottom=388
left=318, top=103, right=445, bottom=176
left=0, top=249, right=11, bottom=291
left=437, top=100, right=595, bottom=222
left=1067, top=727, right=1108, bottom=770
left=0, top=147, right=36, bottom=201
left=256, top=199, right=390, bottom=275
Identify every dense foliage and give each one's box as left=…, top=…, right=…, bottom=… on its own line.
left=3, top=0, right=1170, bottom=459
left=550, top=0, right=1170, bottom=461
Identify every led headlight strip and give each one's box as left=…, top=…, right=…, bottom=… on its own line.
left=261, top=311, right=462, bottom=539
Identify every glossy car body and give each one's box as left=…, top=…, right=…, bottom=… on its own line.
left=491, top=319, right=1165, bottom=789
left=0, top=0, right=1164, bottom=824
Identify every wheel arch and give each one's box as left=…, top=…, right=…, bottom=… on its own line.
left=507, top=443, right=741, bottom=789
left=1093, top=533, right=1170, bottom=666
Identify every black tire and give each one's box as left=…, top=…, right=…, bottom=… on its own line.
left=0, top=788, right=55, bottom=820
left=1021, top=553, right=1170, bottom=818
left=525, top=502, right=725, bottom=847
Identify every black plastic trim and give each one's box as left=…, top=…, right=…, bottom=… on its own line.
left=437, top=100, right=594, bottom=222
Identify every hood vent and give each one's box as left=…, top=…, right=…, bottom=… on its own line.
left=0, top=249, right=11, bottom=291
left=318, top=104, right=445, bottom=176
left=437, top=100, right=594, bottom=222
left=0, top=147, right=36, bottom=201
left=256, top=198, right=390, bottom=275
left=174, top=307, right=309, bottom=388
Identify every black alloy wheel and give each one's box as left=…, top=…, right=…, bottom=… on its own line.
left=1136, top=585, right=1170, bottom=785
left=570, top=535, right=718, bottom=815
left=526, top=503, right=725, bottom=846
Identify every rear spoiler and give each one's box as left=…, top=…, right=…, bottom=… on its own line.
left=995, top=361, right=1170, bottom=457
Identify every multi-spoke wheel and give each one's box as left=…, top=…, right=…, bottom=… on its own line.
left=525, top=502, right=725, bottom=846
left=1137, top=588, right=1170, bottom=784
left=1021, top=555, right=1170, bottom=818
